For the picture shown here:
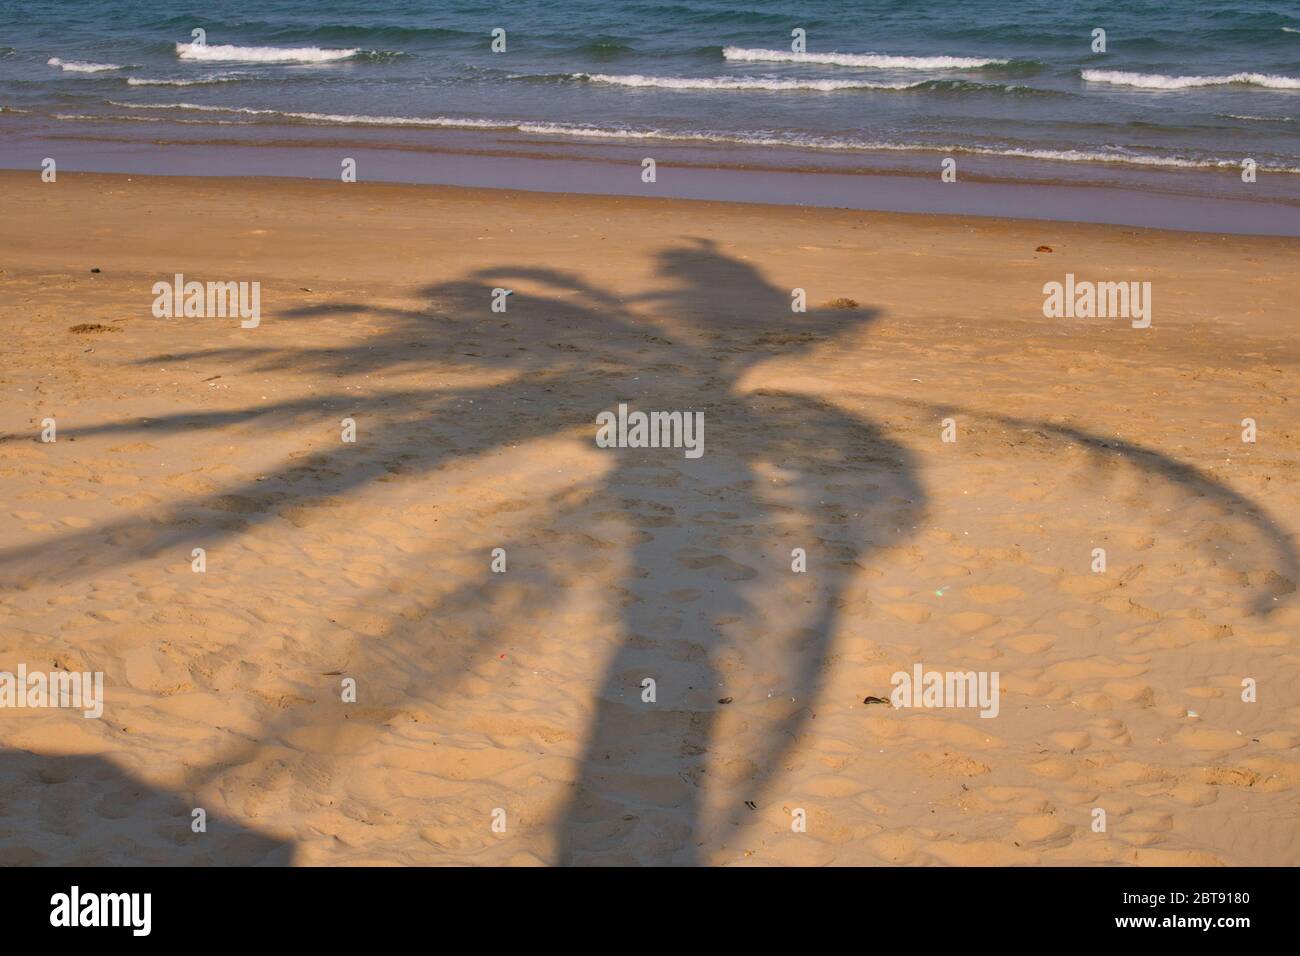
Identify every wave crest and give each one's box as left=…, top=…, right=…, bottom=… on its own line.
left=174, top=42, right=361, bottom=63
left=47, top=57, right=123, bottom=73
left=1082, top=69, right=1300, bottom=90
left=721, top=46, right=1010, bottom=69
left=570, top=73, right=1049, bottom=95
left=576, top=72, right=922, bottom=91
left=127, top=73, right=247, bottom=86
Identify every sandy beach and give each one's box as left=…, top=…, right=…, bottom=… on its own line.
left=0, top=170, right=1297, bottom=865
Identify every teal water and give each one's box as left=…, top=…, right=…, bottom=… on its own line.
left=2, top=0, right=1298, bottom=219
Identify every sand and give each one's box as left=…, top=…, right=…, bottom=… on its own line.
left=0, top=170, right=1297, bottom=865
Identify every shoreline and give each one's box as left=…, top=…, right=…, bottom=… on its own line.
left=4, top=120, right=1299, bottom=236
left=7, top=167, right=1300, bottom=244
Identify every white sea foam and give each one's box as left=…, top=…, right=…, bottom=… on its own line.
left=55, top=112, right=155, bottom=121
left=722, top=46, right=1008, bottom=69
left=1222, top=112, right=1295, bottom=122
left=56, top=111, right=249, bottom=125
left=1082, top=69, right=1300, bottom=90
left=110, top=101, right=502, bottom=126
left=127, top=74, right=246, bottom=86
left=575, top=72, right=922, bottom=91
left=47, top=57, right=123, bottom=73
left=174, top=42, right=358, bottom=63
left=111, top=101, right=247, bottom=111
left=103, top=102, right=1300, bottom=173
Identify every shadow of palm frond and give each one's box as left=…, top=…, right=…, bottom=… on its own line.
left=0, top=749, right=291, bottom=865
left=180, top=483, right=611, bottom=793
left=890, top=399, right=1298, bottom=617
left=2, top=238, right=1291, bottom=867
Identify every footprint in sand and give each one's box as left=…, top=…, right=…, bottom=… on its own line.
left=943, top=611, right=999, bottom=634
left=1002, top=633, right=1054, bottom=654
left=1089, top=718, right=1131, bottom=746
left=1115, top=812, right=1174, bottom=848
left=880, top=602, right=930, bottom=624
left=1012, top=815, right=1073, bottom=848
left=1174, top=726, right=1248, bottom=752
left=1057, top=574, right=1117, bottom=596
left=675, top=552, right=757, bottom=581
left=962, top=584, right=1022, bottom=604
left=1101, top=678, right=1155, bottom=707
left=1057, top=609, right=1100, bottom=629
left=1049, top=730, right=1091, bottom=752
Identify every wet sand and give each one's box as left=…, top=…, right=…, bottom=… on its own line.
left=4, top=117, right=1299, bottom=234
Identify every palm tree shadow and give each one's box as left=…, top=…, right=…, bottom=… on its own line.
left=548, top=239, right=923, bottom=863
left=182, top=240, right=905, bottom=865
left=0, top=749, right=291, bottom=865
left=0, top=238, right=1294, bottom=865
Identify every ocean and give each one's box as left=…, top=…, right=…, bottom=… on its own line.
left=2, top=0, right=1298, bottom=230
